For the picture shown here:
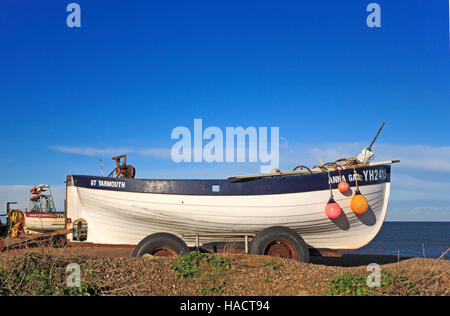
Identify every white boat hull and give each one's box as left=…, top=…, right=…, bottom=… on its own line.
left=66, top=179, right=390, bottom=251
left=24, top=212, right=66, bottom=234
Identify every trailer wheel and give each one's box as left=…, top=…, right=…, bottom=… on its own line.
left=132, top=233, right=189, bottom=258
left=50, top=235, right=67, bottom=248
left=249, top=226, right=309, bottom=262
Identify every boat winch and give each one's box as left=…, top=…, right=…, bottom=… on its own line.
left=108, top=154, right=136, bottom=179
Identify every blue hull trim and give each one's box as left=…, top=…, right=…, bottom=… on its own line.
left=67, top=165, right=390, bottom=196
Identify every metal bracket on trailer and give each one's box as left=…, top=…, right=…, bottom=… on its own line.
left=182, top=232, right=256, bottom=254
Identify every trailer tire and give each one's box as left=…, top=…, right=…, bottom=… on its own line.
left=132, top=233, right=189, bottom=258
left=249, top=226, right=309, bottom=262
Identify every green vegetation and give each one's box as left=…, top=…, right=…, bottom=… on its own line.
left=207, top=253, right=233, bottom=270
left=381, top=270, right=420, bottom=295
left=172, top=251, right=207, bottom=278
left=200, top=279, right=226, bottom=295
left=172, top=251, right=234, bottom=295
left=327, top=272, right=370, bottom=296
left=0, top=252, right=99, bottom=296
left=327, top=270, right=420, bottom=296
left=172, top=251, right=233, bottom=278
left=262, top=261, right=283, bottom=270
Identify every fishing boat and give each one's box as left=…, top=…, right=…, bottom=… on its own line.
left=24, top=185, right=65, bottom=234
left=65, top=125, right=398, bottom=262
left=0, top=185, right=67, bottom=251
left=65, top=158, right=398, bottom=261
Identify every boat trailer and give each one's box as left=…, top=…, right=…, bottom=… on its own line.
left=0, top=228, right=73, bottom=252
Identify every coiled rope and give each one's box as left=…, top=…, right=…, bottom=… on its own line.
left=293, top=157, right=357, bottom=173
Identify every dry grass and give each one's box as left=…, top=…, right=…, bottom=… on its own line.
left=403, top=248, right=450, bottom=296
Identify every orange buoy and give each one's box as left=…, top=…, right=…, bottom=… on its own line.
left=350, top=169, right=368, bottom=215
left=325, top=197, right=342, bottom=219
left=325, top=171, right=342, bottom=219
left=338, top=181, right=349, bottom=193
left=351, top=191, right=369, bottom=215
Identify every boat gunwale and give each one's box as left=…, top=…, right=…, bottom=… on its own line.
left=66, top=163, right=393, bottom=197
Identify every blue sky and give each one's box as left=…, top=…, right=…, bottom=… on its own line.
left=0, top=0, right=449, bottom=221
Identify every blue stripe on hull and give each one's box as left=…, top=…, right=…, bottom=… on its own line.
left=67, top=165, right=390, bottom=196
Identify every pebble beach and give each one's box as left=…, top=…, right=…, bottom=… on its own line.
left=0, top=246, right=447, bottom=296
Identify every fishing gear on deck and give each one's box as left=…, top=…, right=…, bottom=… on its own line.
left=356, top=122, right=385, bottom=164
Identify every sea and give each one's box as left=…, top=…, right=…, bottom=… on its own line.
left=345, top=222, right=449, bottom=259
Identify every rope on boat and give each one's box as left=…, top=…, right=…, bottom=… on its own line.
left=293, top=157, right=357, bottom=173
left=327, top=171, right=334, bottom=199
left=228, top=160, right=399, bottom=180
left=265, top=123, right=384, bottom=179
left=292, top=165, right=313, bottom=173
left=271, top=168, right=285, bottom=178
left=353, top=168, right=360, bottom=191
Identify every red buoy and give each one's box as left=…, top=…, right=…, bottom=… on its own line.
left=335, top=168, right=349, bottom=193
left=338, top=182, right=349, bottom=193
left=325, top=171, right=342, bottom=219
left=325, top=197, right=342, bottom=219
